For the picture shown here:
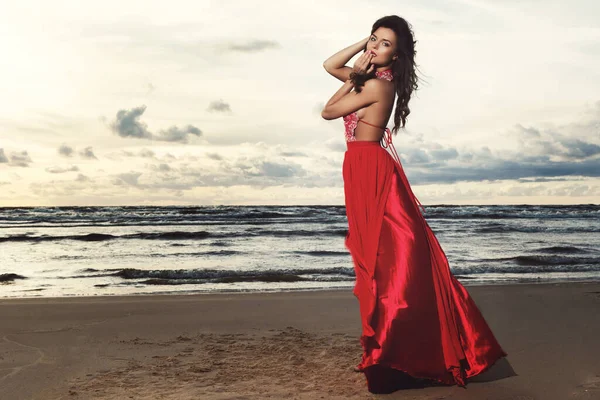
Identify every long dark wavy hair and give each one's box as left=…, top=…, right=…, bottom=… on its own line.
left=351, top=16, right=420, bottom=134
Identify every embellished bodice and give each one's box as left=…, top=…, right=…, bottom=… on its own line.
left=343, top=69, right=394, bottom=143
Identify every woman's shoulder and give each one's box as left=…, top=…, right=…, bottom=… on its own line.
left=362, top=77, right=395, bottom=98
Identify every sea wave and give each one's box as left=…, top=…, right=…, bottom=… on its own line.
left=0, top=228, right=348, bottom=243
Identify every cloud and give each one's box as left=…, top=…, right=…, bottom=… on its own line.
left=410, top=158, right=600, bottom=184
left=517, top=177, right=582, bottom=183
left=514, top=123, right=600, bottom=161
left=255, top=161, right=305, bottom=178
left=280, top=151, right=308, bottom=157
left=109, top=105, right=202, bottom=144
left=1, top=150, right=32, bottom=167
left=110, top=105, right=152, bottom=139
left=148, top=163, right=171, bottom=172
left=207, top=99, right=232, bottom=113
left=104, top=151, right=323, bottom=194
left=139, top=149, right=155, bottom=158
left=227, top=40, right=280, bottom=53
left=12, top=151, right=32, bottom=167
left=46, top=165, right=80, bottom=173
left=399, top=137, right=600, bottom=184
left=79, top=146, right=98, bottom=159
left=113, top=172, right=143, bottom=187
left=206, top=153, right=223, bottom=161
left=393, top=108, right=600, bottom=184
left=154, top=125, right=202, bottom=143
left=58, top=144, right=74, bottom=157
left=76, top=173, right=90, bottom=182
left=59, top=144, right=97, bottom=160
left=112, top=148, right=156, bottom=159
left=430, top=147, right=459, bottom=161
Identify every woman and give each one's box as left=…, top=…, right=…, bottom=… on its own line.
left=321, top=15, right=508, bottom=394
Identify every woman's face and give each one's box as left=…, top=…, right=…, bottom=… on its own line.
left=366, top=27, right=397, bottom=66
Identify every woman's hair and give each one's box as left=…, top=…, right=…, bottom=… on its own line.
left=351, top=15, right=420, bottom=134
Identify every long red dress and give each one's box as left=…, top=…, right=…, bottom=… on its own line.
left=342, top=69, right=507, bottom=393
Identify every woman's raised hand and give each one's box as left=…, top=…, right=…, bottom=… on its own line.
left=352, top=50, right=375, bottom=76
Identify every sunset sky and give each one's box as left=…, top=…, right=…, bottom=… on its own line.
left=1, top=0, right=599, bottom=206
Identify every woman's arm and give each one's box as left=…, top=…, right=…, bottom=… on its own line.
left=323, top=36, right=370, bottom=82
left=321, top=78, right=382, bottom=120
left=323, top=79, right=354, bottom=109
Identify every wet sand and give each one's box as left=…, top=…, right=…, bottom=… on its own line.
left=1, top=281, right=599, bottom=399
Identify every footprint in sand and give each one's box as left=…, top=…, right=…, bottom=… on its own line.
left=0, top=335, right=51, bottom=381
left=571, top=374, right=600, bottom=399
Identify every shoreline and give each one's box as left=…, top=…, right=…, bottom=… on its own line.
left=1, top=280, right=599, bottom=399
left=2, top=278, right=600, bottom=302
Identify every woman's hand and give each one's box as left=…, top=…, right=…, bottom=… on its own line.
left=352, top=50, right=375, bottom=76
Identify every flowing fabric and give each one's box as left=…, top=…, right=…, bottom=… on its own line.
left=343, top=139, right=507, bottom=393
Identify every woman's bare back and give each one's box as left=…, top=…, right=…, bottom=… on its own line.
left=353, top=79, right=395, bottom=141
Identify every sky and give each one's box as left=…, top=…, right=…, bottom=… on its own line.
left=0, top=0, right=599, bottom=206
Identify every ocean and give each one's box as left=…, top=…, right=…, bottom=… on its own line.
left=1, top=204, right=599, bottom=298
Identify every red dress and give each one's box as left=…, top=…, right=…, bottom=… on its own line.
left=342, top=69, right=507, bottom=393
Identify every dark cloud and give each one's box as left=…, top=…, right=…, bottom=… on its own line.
left=390, top=109, right=600, bottom=184
left=139, top=149, right=155, bottom=158
left=109, top=153, right=317, bottom=192
left=58, top=144, right=74, bottom=157
left=430, top=148, right=459, bottom=161
left=2, top=150, right=32, bottom=167
left=30, top=102, right=598, bottom=197
left=59, top=145, right=97, bottom=160
left=113, top=172, right=143, bottom=186
left=46, top=165, right=80, bottom=174
left=79, top=146, right=97, bottom=159
left=256, top=161, right=306, bottom=178
left=115, top=149, right=156, bottom=159
left=109, top=105, right=202, bottom=144
left=514, top=123, right=600, bottom=161
left=206, top=153, right=223, bottom=161
left=110, top=105, right=152, bottom=139
left=148, top=163, right=171, bottom=172
left=154, top=125, right=202, bottom=144
left=408, top=158, right=600, bottom=184
left=280, top=151, right=308, bottom=157
left=227, top=40, right=280, bottom=53
left=405, top=148, right=431, bottom=164
left=517, top=177, right=582, bottom=183
left=76, top=174, right=90, bottom=182
left=559, top=138, right=600, bottom=159
left=207, top=100, right=232, bottom=113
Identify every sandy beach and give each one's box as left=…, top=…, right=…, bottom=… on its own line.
left=1, top=281, right=599, bottom=400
